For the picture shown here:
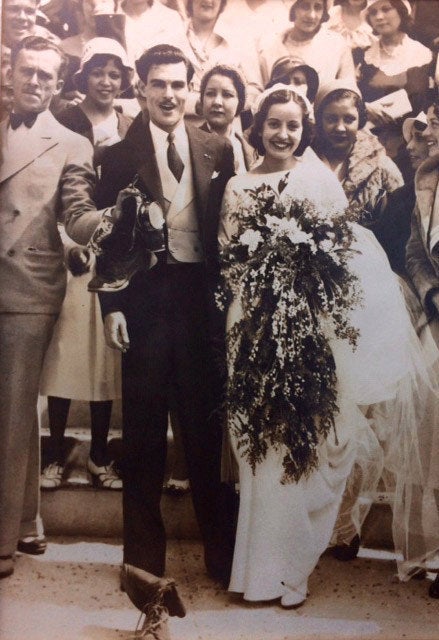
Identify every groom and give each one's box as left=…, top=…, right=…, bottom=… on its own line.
left=88, top=44, right=236, bottom=590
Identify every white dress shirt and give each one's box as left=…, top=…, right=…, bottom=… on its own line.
left=149, top=119, right=190, bottom=203
left=3, top=109, right=52, bottom=160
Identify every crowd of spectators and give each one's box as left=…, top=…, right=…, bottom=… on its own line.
left=2, top=0, right=439, bottom=606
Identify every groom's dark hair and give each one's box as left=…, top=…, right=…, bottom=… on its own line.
left=135, top=44, right=195, bottom=84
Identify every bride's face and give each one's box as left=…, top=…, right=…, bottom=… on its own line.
left=261, top=100, right=304, bottom=161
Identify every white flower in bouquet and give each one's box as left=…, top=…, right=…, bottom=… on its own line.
left=319, top=238, right=334, bottom=253
left=219, top=176, right=362, bottom=483
left=240, top=229, right=264, bottom=254
left=264, top=215, right=317, bottom=250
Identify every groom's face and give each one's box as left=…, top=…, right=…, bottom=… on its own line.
left=140, top=62, right=188, bottom=133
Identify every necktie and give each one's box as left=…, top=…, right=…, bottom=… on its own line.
left=10, top=111, right=38, bottom=130
left=167, top=132, right=184, bottom=182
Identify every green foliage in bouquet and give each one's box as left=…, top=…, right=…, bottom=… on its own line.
left=218, top=173, right=362, bottom=483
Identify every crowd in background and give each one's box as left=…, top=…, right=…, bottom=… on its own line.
left=2, top=0, right=439, bottom=616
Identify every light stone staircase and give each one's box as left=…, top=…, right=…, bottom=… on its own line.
left=39, top=398, right=393, bottom=547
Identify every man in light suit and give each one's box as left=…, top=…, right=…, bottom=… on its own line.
left=0, top=36, right=97, bottom=578
left=79, top=44, right=236, bottom=594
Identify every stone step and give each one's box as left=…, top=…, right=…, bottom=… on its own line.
left=41, top=484, right=392, bottom=546
left=39, top=399, right=394, bottom=547
left=40, top=435, right=393, bottom=547
left=40, top=433, right=199, bottom=539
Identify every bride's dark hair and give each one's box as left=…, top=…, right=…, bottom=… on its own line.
left=249, top=89, right=312, bottom=157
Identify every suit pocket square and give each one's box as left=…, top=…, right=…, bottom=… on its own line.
left=211, top=170, right=220, bottom=180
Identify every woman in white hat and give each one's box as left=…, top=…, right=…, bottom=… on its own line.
left=313, top=81, right=439, bottom=587
left=57, top=37, right=133, bottom=167
left=40, top=37, right=134, bottom=492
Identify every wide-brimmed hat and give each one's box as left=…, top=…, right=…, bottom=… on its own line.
left=74, top=37, right=133, bottom=91
left=402, top=111, right=428, bottom=143
left=268, top=56, right=319, bottom=102
left=314, top=79, right=362, bottom=115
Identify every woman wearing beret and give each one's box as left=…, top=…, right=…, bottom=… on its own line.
left=312, top=78, right=402, bottom=560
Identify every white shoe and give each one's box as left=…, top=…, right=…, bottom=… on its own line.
left=87, top=458, right=122, bottom=490
left=280, top=580, right=307, bottom=609
left=40, top=462, right=64, bottom=490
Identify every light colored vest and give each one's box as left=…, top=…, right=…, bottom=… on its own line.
left=161, top=159, right=204, bottom=263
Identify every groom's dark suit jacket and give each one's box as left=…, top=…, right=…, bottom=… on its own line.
left=94, top=112, right=236, bottom=578
left=96, top=112, right=234, bottom=321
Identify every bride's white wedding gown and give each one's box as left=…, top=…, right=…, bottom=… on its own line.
left=219, top=150, right=436, bottom=601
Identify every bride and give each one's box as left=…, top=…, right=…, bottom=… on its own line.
left=218, top=84, right=438, bottom=608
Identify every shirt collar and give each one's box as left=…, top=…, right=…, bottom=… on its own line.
left=149, top=118, right=187, bottom=147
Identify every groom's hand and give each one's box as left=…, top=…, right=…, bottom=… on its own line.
left=112, top=187, right=141, bottom=224
left=104, top=311, right=130, bottom=352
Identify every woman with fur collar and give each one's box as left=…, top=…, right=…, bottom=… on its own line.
left=312, top=79, right=403, bottom=239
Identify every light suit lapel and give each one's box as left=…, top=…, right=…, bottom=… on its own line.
left=0, top=118, right=59, bottom=184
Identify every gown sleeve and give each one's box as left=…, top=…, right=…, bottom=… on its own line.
left=218, top=176, right=242, bottom=249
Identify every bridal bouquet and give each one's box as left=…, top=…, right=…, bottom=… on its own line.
left=218, top=173, right=362, bottom=483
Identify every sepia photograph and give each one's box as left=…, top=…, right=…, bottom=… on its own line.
left=1, top=0, right=439, bottom=638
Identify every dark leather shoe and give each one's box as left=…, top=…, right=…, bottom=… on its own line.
left=333, top=534, right=360, bottom=561
left=205, top=543, right=233, bottom=587
left=429, top=573, right=439, bottom=598
left=17, top=536, right=47, bottom=555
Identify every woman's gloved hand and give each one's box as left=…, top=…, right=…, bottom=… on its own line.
left=67, top=246, right=92, bottom=276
